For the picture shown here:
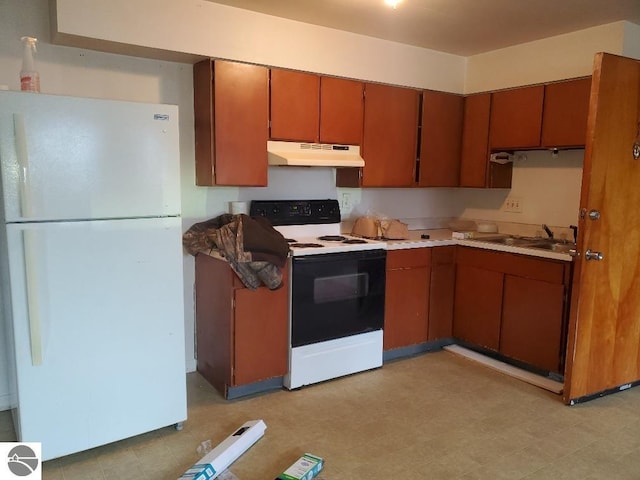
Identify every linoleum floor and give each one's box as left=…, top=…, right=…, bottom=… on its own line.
left=2, top=350, right=640, bottom=479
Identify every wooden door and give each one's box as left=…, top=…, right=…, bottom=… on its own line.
left=361, top=83, right=419, bottom=187
left=320, top=77, right=364, bottom=145
left=489, top=85, right=544, bottom=150
left=541, top=77, right=592, bottom=148
left=564, top=53, right=640, bottom=404
left=270, top=69, right=320, bottom=142
left=418, top=91, right=464, bottom=187
left=213, top=60, right=269, bottom=186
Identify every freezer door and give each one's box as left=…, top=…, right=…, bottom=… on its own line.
left=6, top=217, right=186, bottom=460
left=0, top=91, right=180, bottom=222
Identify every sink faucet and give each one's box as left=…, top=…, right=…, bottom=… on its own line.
left=542, top=224, right=554, bottom=239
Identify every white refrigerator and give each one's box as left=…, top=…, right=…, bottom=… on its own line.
left=0, top=91, right=187, bottom=461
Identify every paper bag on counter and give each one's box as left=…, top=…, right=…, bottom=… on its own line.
left=351, top=216, right=380, bottom=238
left=380, top=219, right=409, bottom=240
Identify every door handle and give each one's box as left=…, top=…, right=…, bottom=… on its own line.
left=585, top=249, right=604, bottom=261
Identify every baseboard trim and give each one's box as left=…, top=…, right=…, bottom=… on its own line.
left=443, top=344, right=563, bottom=394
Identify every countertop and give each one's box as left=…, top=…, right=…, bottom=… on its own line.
left=200, top=229, right=574, bottom=262
left=383, top=229, right=573, bottom=262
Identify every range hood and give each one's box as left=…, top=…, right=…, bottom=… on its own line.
left=267, top=141, right=365, bottom=167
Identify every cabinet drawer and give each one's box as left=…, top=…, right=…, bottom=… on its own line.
left=387, top=248, right=431, bottom=269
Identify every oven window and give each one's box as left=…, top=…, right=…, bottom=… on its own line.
left=314, top=273, right=369, bottom=303
left=291, top=250, right=386, bottom=347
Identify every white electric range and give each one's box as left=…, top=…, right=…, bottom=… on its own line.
left=250, top=199, right=386, bottom=389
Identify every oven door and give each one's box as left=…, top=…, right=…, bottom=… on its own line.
left=291, top=249, right=386, bottom=347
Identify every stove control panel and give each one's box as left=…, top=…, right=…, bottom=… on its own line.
left=250, top=199, right=340, bottom=226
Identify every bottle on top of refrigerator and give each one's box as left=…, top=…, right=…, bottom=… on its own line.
left=20, top=36, right=40, bottom=93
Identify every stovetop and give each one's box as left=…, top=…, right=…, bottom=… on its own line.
left=250, top=199, right=385, bottom=256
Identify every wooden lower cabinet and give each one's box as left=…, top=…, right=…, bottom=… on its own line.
left=384, top=248, right=431, bottom=350
left=428, top=246, right=456, bottom=340
left=501, top=275, right=566, bottom=373
left=195, top=254, right=288, bottom=398
left=453, top=264, right=503, bottom=350
left=453, top=246, right=571, bottom=373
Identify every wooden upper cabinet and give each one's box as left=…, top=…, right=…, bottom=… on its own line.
left=270, top=69, right=320, bottom=143
left=320, top=77, right=364, bottom=145
left=460, top=93, right=491, bottom=188
left=541, top=77, right=592, bottom=148
left=193, top=59, right=269, bottom=186
left=489, top=84, right=544, bottom=150
left=418, top=91, right=464, bottom=187
left=361, top=83, right=420, bottom=187
left=270, top=71, right=363, bottom=145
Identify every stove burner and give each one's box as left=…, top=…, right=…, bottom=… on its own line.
left=290, top=243, right=324, bottom=248
left=317, top=235, right=346, bottom=242
left=342, top=238, right=368, bottom=244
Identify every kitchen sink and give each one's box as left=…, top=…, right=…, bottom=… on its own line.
left=479, top=236, right=540, bottom=246
left=475, top=236, right=576, bottom=255
left=526, top=240, right=576, bottom=254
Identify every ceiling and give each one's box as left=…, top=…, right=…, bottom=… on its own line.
left=207, top=0, right=640, bottom=56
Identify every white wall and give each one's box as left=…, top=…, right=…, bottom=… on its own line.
left=458, top=150, right=584, bottom=233
left=51, top=0, right=466, bottom=93
left=464, top=22, right=627, bottom=93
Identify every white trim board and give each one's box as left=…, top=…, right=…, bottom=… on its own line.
left=443, top=345, right=564, bottom=395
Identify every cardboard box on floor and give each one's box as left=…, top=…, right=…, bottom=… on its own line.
left=275, top=453, right=324, bottom=480
left=178, top=420, right=266, bottom=480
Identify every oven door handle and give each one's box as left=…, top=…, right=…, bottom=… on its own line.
left=293, top=249, right=386, bottom=264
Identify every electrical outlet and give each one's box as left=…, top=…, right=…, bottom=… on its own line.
left=341, top=192, right=352, bottom=211
left=504, top=196, right=523, bottom=213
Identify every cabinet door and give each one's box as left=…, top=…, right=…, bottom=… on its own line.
left=234, top=285, right=288, bottom=385
left=213, top=60, right=269, bottom=186
left=362, top=83, right=419, bottom=187
left=500, top=275, right=565, bottom=373
left=541, top=77, right=591, bottom=148
left=384, top=249, right=430, bottom=350
left=460, top=93, right=490, bottom=188
left=419, top=91, right=464, bottom=187
left=489, top=85, right=544, bottom=150
left=320, top=77, right=364, bottom=145
left=428, top=246, right=456, bottom=341
left=453, top=265, right=503, bottom=350
left=270, top=69, right=320, bottom=142
left=384, top=267, right=430, bottom=350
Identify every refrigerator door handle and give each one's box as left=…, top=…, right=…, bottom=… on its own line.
left=13, top=113, right=33, bottom=218
left=23, top=230, right=43, bottom=366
